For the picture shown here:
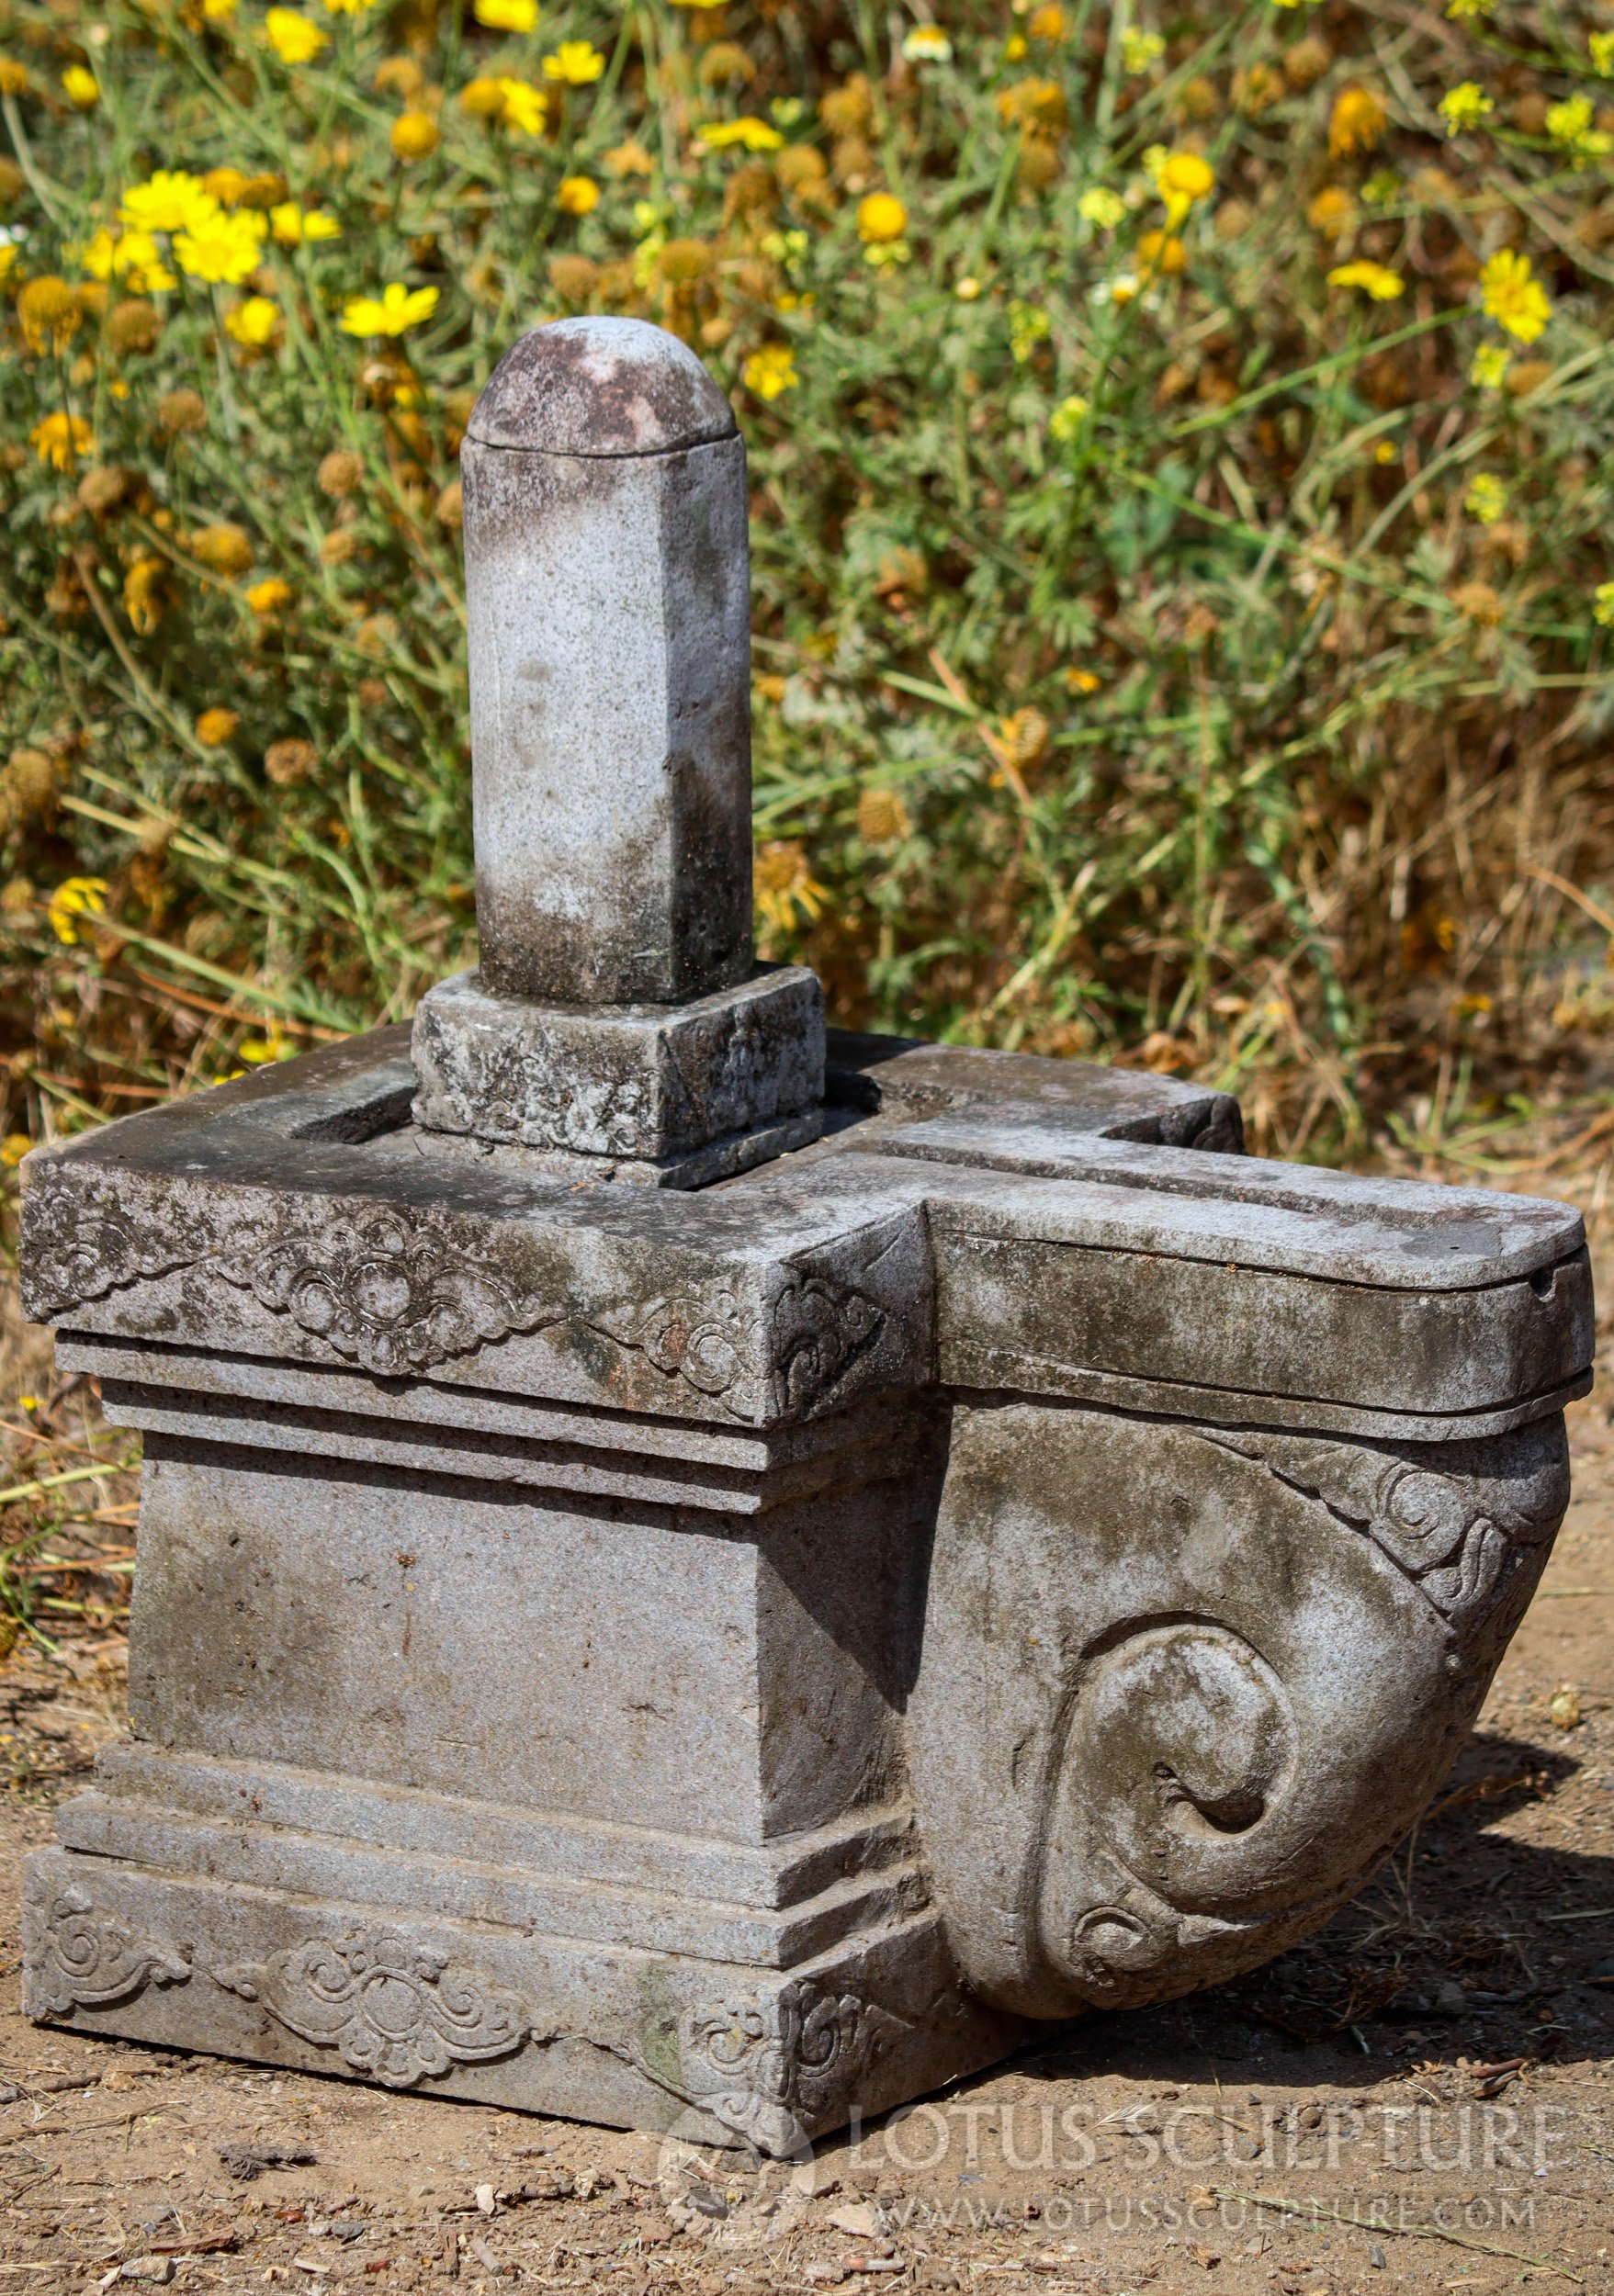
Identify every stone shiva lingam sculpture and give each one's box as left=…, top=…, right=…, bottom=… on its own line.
left=18, top=318, right=1594, bottom=2155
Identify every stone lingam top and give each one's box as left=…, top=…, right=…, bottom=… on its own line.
left=13, top=319, right=1597, bottom=2160
left=412, top=315, right=825, bottom=1188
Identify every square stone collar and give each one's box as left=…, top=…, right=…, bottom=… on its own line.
left=411, top=963, right=823, bottom=1165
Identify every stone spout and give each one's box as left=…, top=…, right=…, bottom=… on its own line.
left=911, top=1401, right=1571, bottom=2020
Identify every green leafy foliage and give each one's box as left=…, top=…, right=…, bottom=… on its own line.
left=2, top=0, right=1612, bottom=1157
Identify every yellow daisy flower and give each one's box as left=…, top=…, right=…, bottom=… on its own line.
left=391, top=110, right=440, bottom=161
left=340, top=282, right=440, bottom=336
left=226, top=295, right=280, bottom=345
left=857, top=191, right=908, bottom=242
left=696, top=116, right=782, bottom=151
left=1439, top=83, right=1493, bottom=136
left=543, top=40, right=604, bottom=84
left=270, top=201, right=342, bottom=245
left=48, top=874, right=108, bottom=944
left=1326, top=258, right=1405, bottom=300
left=174, top=206, right=267, bottom=284
left=120, top=170, right=215, bottom=234
left=1479, top=248, right=1551, bottom=343
left=742, top=343, right=797, bottom=400
left=494, top=76, right=547, bottom=132
left=31, top=411, right=95, bottom=470
left=265, top=9, right=328, bottom=63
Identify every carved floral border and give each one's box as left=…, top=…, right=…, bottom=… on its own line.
left=23, top=1164, right=887, bottom=1412
left=27, top=1885, right=898, bottom=2154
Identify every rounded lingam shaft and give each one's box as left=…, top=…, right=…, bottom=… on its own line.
left=459, top=315, right=753, bottom=1007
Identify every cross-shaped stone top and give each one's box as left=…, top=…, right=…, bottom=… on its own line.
left=412, top=318, right=826, bottom=1187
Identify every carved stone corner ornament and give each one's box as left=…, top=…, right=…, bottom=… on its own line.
left=656, top=1982, right=907, bottom=2158
left=25, top=1885, right=190, bottom=2020
left=17, top=320, right=1594, bottom=2153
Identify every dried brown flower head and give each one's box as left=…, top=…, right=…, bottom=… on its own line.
left=236, top=172, right=288, bottom=209
left=603, top=140, right=653, bottom=178
left=996, top=78, right=1067, bottom=135
left=0, top=747, right=62, bottom=830
left=318, top=448, right=366, bottom=498
left=547, top=253, right=600, bottom=304
left=190, top=522, right=254, bottom=578
left=374, top=54, right=424, bottom=98
left=856, top=786, right=911, bottom=844
left=1018, top=129, right=1061, bottom=189
left=156, top=388, right=208, bottom=434
left=724, top=161, right=776, bottom=223
left=17, top=275, right=81, bottom=354
left=1450, top=580, right=1504, bottom=625
left=820, top=73, right=873, bottom=136
left=108, top=298, right=161, bottom=355
left=658, top=237, right=713, bottom=286
left=354, top=612, right=399, bottom=657
left=1284, top=35, right=1331, bottom=89
left=77, top=465, right=130, bottom=515
left=697, top=40, right=753, bottom=87
left=1233, top=62, right=1284, bottom=115
left=264, top=737, right=317, bottom=786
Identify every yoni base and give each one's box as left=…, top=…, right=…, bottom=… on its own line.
left=23, top=1840, right=1015, bottom=2154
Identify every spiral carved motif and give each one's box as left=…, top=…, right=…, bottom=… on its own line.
left=909, top=1401, right=1569, bottom=2020
left=27, top=1885, right=191, bottom=2020
left=1038, top=1624, right=1296, bottom=2001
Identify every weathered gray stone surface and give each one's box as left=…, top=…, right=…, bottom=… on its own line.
left=20, top=1038, right=1587, bottom=1434
left=412, top=962, right=824, bottom=1164
left=823, top=1029, right=1246, bottom=1149
left=463, top=319, right=751, bottom=1008
left=16, top=1021, right=1594, bottom=2147
left=23, top=1845, right=1012, bottom=2151
left=15, top=319, right=1597, bottom=2155
left=910, top=1401, right=1568, bottom=2020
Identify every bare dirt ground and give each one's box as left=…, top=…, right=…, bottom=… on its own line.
left=0, top=1143, right=1609, bottom=2295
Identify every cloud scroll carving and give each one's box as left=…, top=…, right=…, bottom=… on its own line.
left=215, top=1929, right=532, bottom=2087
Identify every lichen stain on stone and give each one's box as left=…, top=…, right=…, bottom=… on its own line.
left=636, top=1963, right=684, bottom=2098
left=468, top=319, right=738, bottom=459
